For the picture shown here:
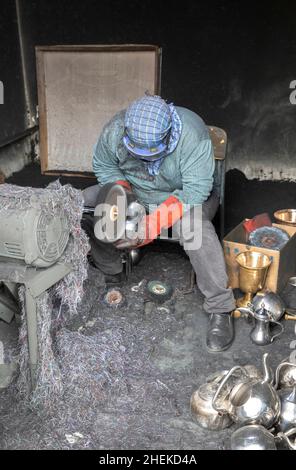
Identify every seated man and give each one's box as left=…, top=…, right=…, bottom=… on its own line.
left=83, top=94, right=236, bottom=352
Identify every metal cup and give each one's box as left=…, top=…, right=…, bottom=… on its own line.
left=236, top=251, right=272, bottom=308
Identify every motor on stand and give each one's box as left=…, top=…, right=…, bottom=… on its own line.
left=0, top=189, right=73, bottom=389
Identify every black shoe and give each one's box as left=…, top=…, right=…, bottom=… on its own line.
left=104, top=272, right=126, bottom=287
left=87, top=256, right=126, bottom=286
left=206, top=312, right=234, bottom=353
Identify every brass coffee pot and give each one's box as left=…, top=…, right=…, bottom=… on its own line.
left=236, top=251, right=272, bottom=308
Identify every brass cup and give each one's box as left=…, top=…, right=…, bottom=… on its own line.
left=236, top=251, right=272, bottom=308
left=274, top=209, right=296, bottom=226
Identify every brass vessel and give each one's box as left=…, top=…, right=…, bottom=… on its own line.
left=274, top=209, right=296, bottom=227
left=236, top=251, right=272, bottom=308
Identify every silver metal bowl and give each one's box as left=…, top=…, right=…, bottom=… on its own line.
left=274, top=209, right=296, bottom=227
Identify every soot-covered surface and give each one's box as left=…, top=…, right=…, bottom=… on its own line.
left=225, top=169, right=296, bottom=233
left=0, top=247, right=296, bottom=450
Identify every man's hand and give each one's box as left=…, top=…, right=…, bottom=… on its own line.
left=114, top=180, right=132, bottom=192
left=114, top=196, right=183, bottom=250
left=114, top=210, right=146, bottom=249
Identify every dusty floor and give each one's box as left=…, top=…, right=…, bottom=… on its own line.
left=0, top=243, right=296, bottom=450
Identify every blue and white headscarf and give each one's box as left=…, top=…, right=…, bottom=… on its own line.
left=123, top=95, right=182, bottom=176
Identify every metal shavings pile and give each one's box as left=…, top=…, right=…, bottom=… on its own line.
left=55, top=328, right=126, bottom=405
left=2, top=262, right=185, bottom=449
left=17, top=290, right=64, bottom=408
left=24, top=314, right=182, bottom=449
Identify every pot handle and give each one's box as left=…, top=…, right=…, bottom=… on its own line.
left=212, top=365, right=245, bottom=414
left=270, top=320, right=284, bottom=343
left=237, top=307, right=254, bottom=317
left=275, top=361, right=295, bottom=389
left=277, top=427, right=296, bottom=450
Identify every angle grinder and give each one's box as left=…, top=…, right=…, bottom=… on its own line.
left=93, top=183, right=146, bottom=244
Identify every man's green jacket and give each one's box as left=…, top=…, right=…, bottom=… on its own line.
left=93, top=106, right=215, bottom=210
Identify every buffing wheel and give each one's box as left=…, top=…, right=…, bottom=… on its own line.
left=94, top=183, right=136, bottom=243
left=146, top=280, right=173, bottom=304
left=102, top=288, right=125, bottom=308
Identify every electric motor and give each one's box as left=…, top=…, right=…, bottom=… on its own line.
left=0, top=207, right=70, bottom=267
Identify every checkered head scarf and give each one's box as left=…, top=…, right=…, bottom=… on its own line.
left=123, top=95, right=182, bottom=176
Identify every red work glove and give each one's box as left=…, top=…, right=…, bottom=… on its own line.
left=138, top=195, right=183, bottom=247
left=114, top=194, right=183, bottom=250
left=114, top=180, right=132, bottom=191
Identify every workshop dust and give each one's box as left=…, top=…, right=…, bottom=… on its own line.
left=0, top=247, right=296, bottom=450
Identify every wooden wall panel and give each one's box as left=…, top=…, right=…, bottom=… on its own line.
left=36, top=45, right=161, bottom=175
